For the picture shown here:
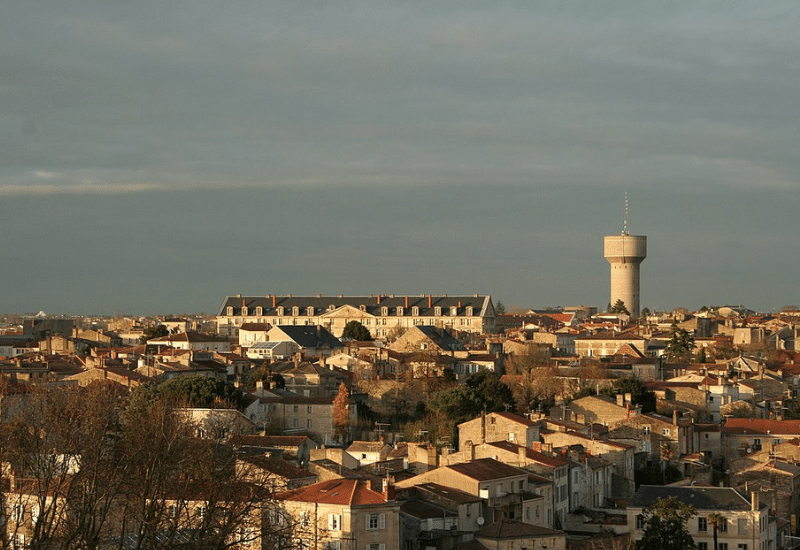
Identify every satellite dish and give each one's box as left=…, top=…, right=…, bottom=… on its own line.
left=477, top=517, right=485, bottom=526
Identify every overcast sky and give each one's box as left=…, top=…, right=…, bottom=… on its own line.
left=2, top=2, right=799, bottom=316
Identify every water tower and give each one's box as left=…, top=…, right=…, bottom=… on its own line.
left=604, top=196, right=646, bottom=319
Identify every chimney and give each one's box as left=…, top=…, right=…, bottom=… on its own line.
left=405, top=296, right=409, bottom=308
left=458, top=300, right=462, bottom=309
left=673, top=410, right=678, bottom=425
left=480, top=411, right=486, bottom=444
left=616, top=394, right=624, bottom=407
left=382, top=477, right=395, bottom=501
left=751, top=491, right=759, bottom=512
left=272, top=294, right=276, bottom=308
left=428, top=295, right=432, bottom=308
left=467, top=440, right=475, bottom=461
left=518, top=445, right=527, bottom=465
left=377, top=294, right=381, bottom=304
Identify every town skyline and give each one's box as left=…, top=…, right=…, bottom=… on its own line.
left=2, top=3, right=799, bottom=315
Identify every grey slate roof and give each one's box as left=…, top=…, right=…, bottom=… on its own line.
left=272, top=325, right=343, bottom=349
left=218, top=294, right=492, bottom=317
left=628, top=485, right=763, bottom=511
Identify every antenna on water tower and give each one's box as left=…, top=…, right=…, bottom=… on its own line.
left=623, top=192, right=629, bottom=235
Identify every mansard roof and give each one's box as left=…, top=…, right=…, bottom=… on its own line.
left=218, top=294, right=492, bottom=317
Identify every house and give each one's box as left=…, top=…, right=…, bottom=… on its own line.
left=458, top=412, right=541, bottom=451
left=562, top=394, right=641, bottom=426
left=389, top=326, right=467, bottom=354
left=229, top=434, right=319, bottom=468
left=238, top=323, right=270, bottom=348
left=274, top=478, right=400, bottom=550
left=147, top=331, right=232, bottom=352
left=573, top=332, right=650, bottom=359
left=266, top=326, right=344, bottom=358
left=346, top=441, right=393, bottom=466
left=539, top=431, right=635, bottom=498
left=628, top=486, right=774, bottom=550
left=722, top=418, right=800, bottom=461
left=394, top=458, right=539, bottom=525
left=216, top=294, right=496, bottom=339
left=475, top=519, right=566, bottom=550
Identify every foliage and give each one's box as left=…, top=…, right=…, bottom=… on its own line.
left=495, top=301, right=507, bottom=315
left=635, top=461, right=682, bottom=486
left=601, top=377, right=656, bottom=413
left=131, top=375, right=243, bottom=409
left=640, top=307, right=651, bottom=318
left=332, top=383, right=350, bottom=442
left=245, top=363, right=285, bottom=389
left=428, top=370, right=514, bottom=425
left=636, top=496, right=696, bottom=550
left=664, top=323, right=695, bottom=363
left=139, top=324, right=169, bottom=344
left=0, top=384, right=275, bottom=550
left=341, top=320, right=373, bottom=341
left=608, top=299, right=630, bottom=315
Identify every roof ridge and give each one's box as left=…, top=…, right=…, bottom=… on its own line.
left=348, top=478, right=358, bottom=504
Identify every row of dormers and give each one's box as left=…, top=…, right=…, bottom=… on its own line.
left=227, top=305, right=476, bottom=317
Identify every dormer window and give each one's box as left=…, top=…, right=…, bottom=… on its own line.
left=226, top=306, right=234, bottom=316
left=412, top=306, right=419, bottom=316
left=396, top=307, right=404, bottom=317
left=292, top=306, right=300, bottom=316
left=466, top=306, right=473, bottom=316
left=241, top=306, right=248, bottom=316
left=328, top=304, right=336, bottom=312
left=307, top=306, right=314, bottom=316
left=277, top=306, right=284, bottom=316
left=434, top=306, right=442, bottom=316
left=359, top=304, right=367, bottom=312
left=255, top=306, right=263, bottom=316
left=451, top=307, right=458, bottom=316
left=381, top=306, right=388, bottom=317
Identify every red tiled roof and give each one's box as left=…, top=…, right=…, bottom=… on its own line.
left=277, top=478, right=387, bottom=505
left=722, top=418, right=800, bottom=435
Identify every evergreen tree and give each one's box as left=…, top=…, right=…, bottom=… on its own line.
left=608, top=299, right=630, bottom=315
left=636, top=496, right=696, bottom=550
left=664, top=322, right=695, bottom=363
left=341, top=320, right=373, bottom=341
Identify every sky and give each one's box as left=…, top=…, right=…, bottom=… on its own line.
left=1, top=2, right=799, bottom=316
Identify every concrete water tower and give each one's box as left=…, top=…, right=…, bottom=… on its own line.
left=604, top=196, right=646, bottom=319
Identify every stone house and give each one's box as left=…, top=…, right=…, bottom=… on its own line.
left=346, top=441, right=393, bottom=466
left=274, top=478, right=400, bottom=550
left=216, top=294, right=496, bottom=339
left=722, top=418, right=800, bottom=461
left=458, top=412, right=541, bottom=451
left=266, top=325, right=344, bottom=358
left=475, top=519, right=566, bottom=550
left=563, top=394, right=640, bottom=426
left=539, top=431, right=635, bottom=498
left=628, top=486, right=774, bottom=550
left=731, top=460, right=800, bottom=524
left=394, top=458, right=538, bottom=525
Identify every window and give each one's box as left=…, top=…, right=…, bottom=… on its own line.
left=325, top=543, right=341, bottom=550
left=328, top=513, right=342, bottom=531
left=412, top=306, right=419, bottom=316
left=698, top=544, right=708, bottom=550
left=226, top=306, right=234, bottom=316
left=307, top=419, right=312, bottom=428
left=643, top=426, right=650, bottom=434
left=519, top=480, right=524, bottom=492
left=256, top=306, right=263, bottom=316
left=301, top=512, right=309, bottom=527
left=698, top=517, right=707, bottom=532
left=738, top=519, right=747, bottom=534
left=242, top=306, right=248, bottom=316
left=12, top=503, right=24, bottom=523
left=308, top=406, right=313, bottom=413
left=196, top=506, right=207, bottom=519
left=293, top=405, right=299, bottom=413
left=466, top=306, right=473, bottom=316
left=396, top=307, right=403, bottom=316
left=381, top=307, right=388, bottom=317
left=662, top=428, right=671, bottom=436
left=168, top=504, right=178, bottom=518
left=719, top=519, right=727, bottom=532
left=636, top=514, right=645, bottom=529
left=366, top=513, right=385, bottom=530
left=434, top=306, right=441, bottom=316
left=451, top=307, right=458, bottom=316
left=738, top=545, right=747, bottom=550
left=719, top=544, right=728, bottom=550
left=367, top=545, right=386, bottom=550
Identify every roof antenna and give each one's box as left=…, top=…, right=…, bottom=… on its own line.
left=622, top=192, right=629, bottom=235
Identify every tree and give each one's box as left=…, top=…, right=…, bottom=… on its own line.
left=664, top=323, right=695, bottom=363
left=130, top=375, right=243, bottom=410
left=332, top=383, right=350, bottom=443
left=495, top=301, right=507, bottom=315
left=608, top=299, right=630, bottom=315
left=601, top=377, right=656, bottom=413
left=636, top=496, right=696, bottom=550
left=341, top=320, right=373, bottom=341
left=707, top=513, right=726, bottom=550
left=640, top=307, right=651, bottom=318
left=139, top=324, right=169, bottom=344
